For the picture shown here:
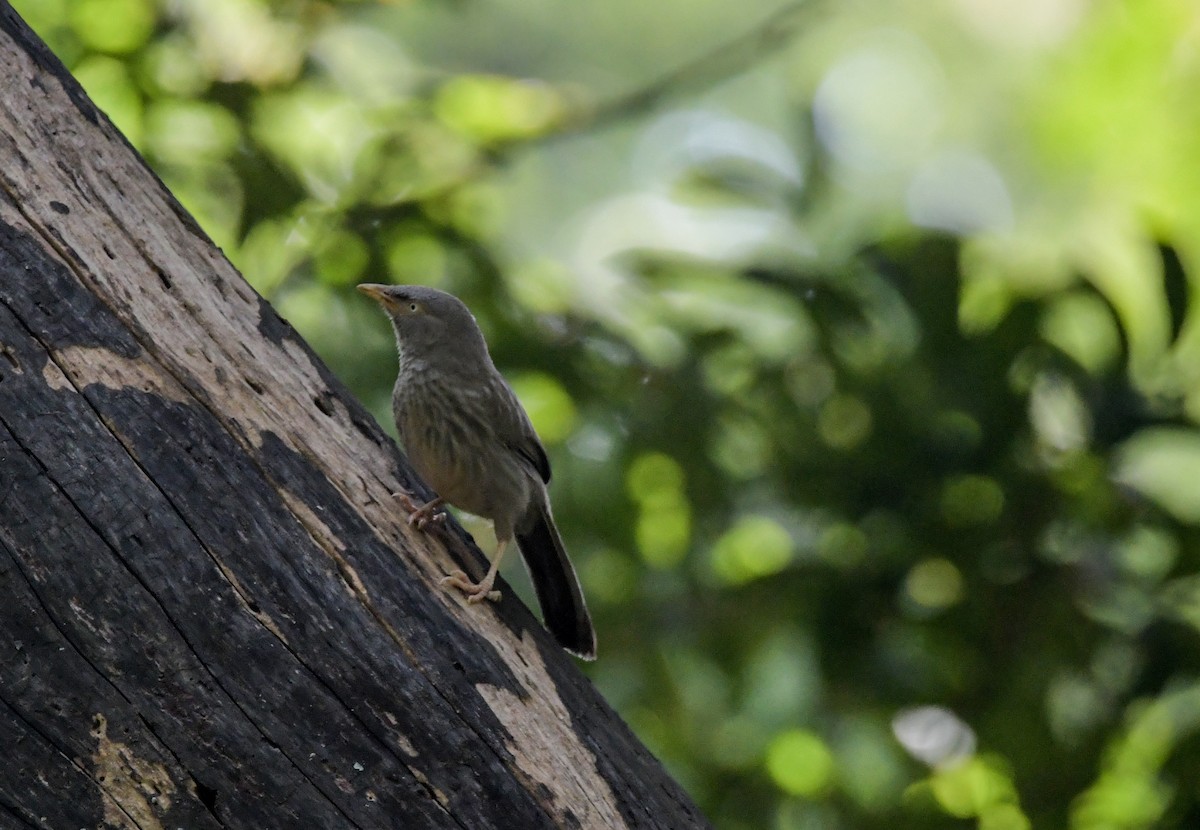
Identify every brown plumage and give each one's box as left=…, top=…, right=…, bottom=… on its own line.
left=359, top=283, right=596, bottom=659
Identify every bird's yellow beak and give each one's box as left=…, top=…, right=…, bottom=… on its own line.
left=357, top=283, right=390, bottom=303
left=358, top=283, right=405, bottom=313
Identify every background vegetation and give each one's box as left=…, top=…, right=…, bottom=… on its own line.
left=17, top=0, right=1200, bottom=826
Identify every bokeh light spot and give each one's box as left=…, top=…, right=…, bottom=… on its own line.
left=626, top=453, right=691, bottom=569
left=635, top=506, right=691, bottom=570
left=927, top=756, right=1024, bottom=822
left=711, top=414, right=772, bottom=479
left=72, top=0, right=154, bottom=54
left=904, top=558, right=966, bottom=612
left=766, top=729, right=836, bottom=797
left=314, top=229, right=370, bottom=286
left=818, top=523, right=869, bottom=569
left=386, top=230, right=448, bottom=286
left=145, top=100, right=240, bottom=164
left=893, top=706, right=976, bottom=767
left=818, top=394, right=872, bottom=450
left=711, top=516, right=793, bottom=585
left=1114, top=428, right=1200, bottom=524
left=940, top=475, right=1005, bottom=526
left=813, top=29, right=945, bottom=173
left=627, top=452, right=685, bottom=498
left=509, top=372, right=578, bottom=446
left=579, top=548, right=637, bottom=605
left=907, top=150, right=1014, bottom=234
left=1040, top=291, right=1121, bottom=375
left=435, top=75, right=563, bottom=143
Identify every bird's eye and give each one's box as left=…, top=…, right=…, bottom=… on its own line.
left=408, top=303, right=419, bottom=313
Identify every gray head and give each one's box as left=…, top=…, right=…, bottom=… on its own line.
left=358, top=283, right=491, bottom=371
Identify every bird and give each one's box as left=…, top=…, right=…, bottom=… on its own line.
left=358, top=283, right=596, bottom=659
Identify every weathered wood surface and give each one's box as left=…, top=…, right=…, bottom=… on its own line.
left=0, top=4, right=708, bottom=828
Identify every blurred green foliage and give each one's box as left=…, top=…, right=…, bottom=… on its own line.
left=19, top=0, right=1200, bottom=826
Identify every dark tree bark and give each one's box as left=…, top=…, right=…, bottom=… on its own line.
left=0, top=5, right=707, bottom=828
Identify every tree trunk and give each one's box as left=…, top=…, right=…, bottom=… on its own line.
left=0, top=5, right=706, bottom=828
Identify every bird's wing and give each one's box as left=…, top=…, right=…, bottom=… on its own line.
left=492, top=374, right=552, bottom=484
left=508, top=431, right=551, bottom=484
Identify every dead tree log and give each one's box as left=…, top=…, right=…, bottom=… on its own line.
left=0, top=5, right=707, bottom=828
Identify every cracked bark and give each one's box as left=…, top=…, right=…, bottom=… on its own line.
left=0, top=5, right=708, bottom=829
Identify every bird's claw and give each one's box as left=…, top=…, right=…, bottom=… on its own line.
left=392, top=491, right=446, bottom=530
left=440, top=570, right=501, bottom=603
left=440, top=569, right=470, bottom=587
left=408, top=510, right=445, bottom=531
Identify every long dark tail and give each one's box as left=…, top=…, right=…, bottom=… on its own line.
left=515, top=498, right=596, bottom=659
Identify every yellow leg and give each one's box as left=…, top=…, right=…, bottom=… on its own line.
left=441, top=539, right=508, bottom=603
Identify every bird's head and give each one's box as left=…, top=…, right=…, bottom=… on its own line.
left=357, top=283, right=489, bottom=365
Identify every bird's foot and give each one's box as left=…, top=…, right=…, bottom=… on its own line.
left=440, top=569, right=501, bottom=604
left=392, top=492, right=446, bottom=530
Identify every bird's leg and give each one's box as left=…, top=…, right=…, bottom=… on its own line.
left=441, top=539, right=507, bottom=604
left=392, top=491, right=446, bottom=530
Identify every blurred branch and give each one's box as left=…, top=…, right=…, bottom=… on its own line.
left=375, top=1, right=817, bottom=210
left=544, top=0, right=817, bottom=143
